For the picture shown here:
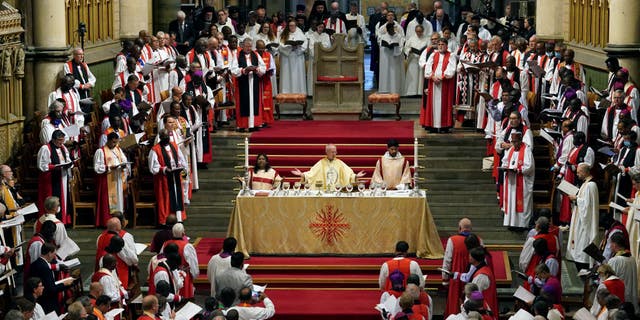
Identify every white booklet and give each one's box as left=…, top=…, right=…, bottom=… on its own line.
left=573, top=307, right=596, bottom=320
left=104, top=308, right=124, bottom=320
left=609, top=202, right=626, bottom=212
left=54, top=277, right=74, bottom=286
left=60, top=258, right=81, bottom=268
left=375, top=295, right=399, bottom=316
left=135, top=243, right=148, bottom=255
left=16, top=203, right=38, bottom=216
left=557, top=179, right=579, bottom=196
left=63, top=124, right=81, bottom=137
left=57, top=238, right=80, bottom=260
left=513, top=285, right=535, bottom=304
left=175, top=302, right=202, bottom=320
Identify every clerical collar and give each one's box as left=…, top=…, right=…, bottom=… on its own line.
left=383, top=151, right=403, bottom=159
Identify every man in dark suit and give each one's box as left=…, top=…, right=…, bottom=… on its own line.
left=28, top=242, right=75, bottom=314
left=429, top=8, right=451, bottom=33
left=169, top=10, right=196, bottom=55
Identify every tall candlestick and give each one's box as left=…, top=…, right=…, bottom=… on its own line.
left=244, top=137, right=249, bottom=168
left=414, top=138, right=418, bottom=168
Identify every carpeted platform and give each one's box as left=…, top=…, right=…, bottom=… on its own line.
left=250, top=120, right=415, bottom=144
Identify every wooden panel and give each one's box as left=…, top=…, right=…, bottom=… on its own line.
left=66, top=0, right=115, bottom=46
left=569, top=0, right=609, bottom=48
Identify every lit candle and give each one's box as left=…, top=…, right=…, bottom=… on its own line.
left=245, top=137, right=249, bottom=168
left=414, top=138, right=418, bottom=168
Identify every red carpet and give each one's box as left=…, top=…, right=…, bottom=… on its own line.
left=195, top=238, right=511, bottom=318
left=250, top=120, right=415, bottom=144
left=248, top=120, right=417, bottom=183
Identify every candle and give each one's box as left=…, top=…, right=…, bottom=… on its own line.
left=244, top=137, right=249, bottom=168
left=414, top=138, right=418, bottom=168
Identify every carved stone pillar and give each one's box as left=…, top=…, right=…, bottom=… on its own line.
left=120, top=0, right=152, bottom=39
left=535, top=0, right=565, bottom=41
left=30, top=0, right=68, bottom=114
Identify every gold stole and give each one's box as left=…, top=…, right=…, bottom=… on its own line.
left=105, top=146, right=126, bottom=211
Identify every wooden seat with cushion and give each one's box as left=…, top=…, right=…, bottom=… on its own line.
left=367, top=93, right=401, bottom=120
left=275, top=93, right=311, bottom=120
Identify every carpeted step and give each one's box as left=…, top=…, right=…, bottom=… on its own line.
left=249, top=120, right=415, bottom=144
left=248, top=144, right=417, bottom=156
left=423, top=168, right=491, bottom=180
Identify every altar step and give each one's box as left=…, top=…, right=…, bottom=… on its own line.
left=422, top=133, right=525, bottom=245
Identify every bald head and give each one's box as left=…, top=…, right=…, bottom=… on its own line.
left=106, top=217, right=121, bottom=232
left=325, top=144, right=337, bottom=160
left=458, top=218, right=472, bottom=232
left=142, top=295, right=159, bottom=311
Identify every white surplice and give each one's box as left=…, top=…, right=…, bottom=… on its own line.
left=278, top=28, right=308, bottom=94
left=402, top=35, right=430, bottom=96
left=566, top=178, right=599, bottom=265
left=501, top=144, right=535, bottom=228
left=378, top=31, right=405, bottom=94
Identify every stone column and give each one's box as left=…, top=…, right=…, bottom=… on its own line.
left=606, top=0, right=640, bottom=82
left=120, top=0, right=151, bottom=39
left=153, top=0, right=180, bottom=33
left=31, top=0, right=68, bottom=114
left=535, top=0, right=565, bottom=41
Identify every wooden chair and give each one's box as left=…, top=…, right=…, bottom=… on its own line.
left=70, top=174, right=96, bottom=228
left=129, top=168, right=156, bottom=228
left=367, top=93, right=401, bottom=120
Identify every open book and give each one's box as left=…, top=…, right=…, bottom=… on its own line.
left=175, top=302, right=203, bottom=320
left=513, top=285, right=535, bottom=304
left=557, top=180, right=579, bottom=196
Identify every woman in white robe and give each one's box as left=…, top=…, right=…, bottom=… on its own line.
left=306, top=22, right=332, bottom=96
left=402, top=25, right=430, bottom=96
left=377, top=23, right=405, bottom=94
left=278, top=21, right=308, bottom=94
left=249, top=154, right=283, bottom=190
left=254, top=23, right=279, bottom=97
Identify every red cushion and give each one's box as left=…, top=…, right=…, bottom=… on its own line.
left=317, top=75, right=359, bottom=82
left=275, top=94, right=307, bottom=103
left=368, top=93, right=401, bottom=103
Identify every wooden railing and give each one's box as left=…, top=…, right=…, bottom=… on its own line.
left=65, top=0, right=115, bottom=46
left=569, top=0, right=609, bottom=48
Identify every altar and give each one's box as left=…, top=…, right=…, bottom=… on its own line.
left=227, top=191, right=444, bottom=259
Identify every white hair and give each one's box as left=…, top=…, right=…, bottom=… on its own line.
left=156, top=31, right=165, bottom=38
left=177, top=10, right=186, bottom=19
left=325, top=144, right=337, bottom=152
left=172, top=223, right=185, bottom=238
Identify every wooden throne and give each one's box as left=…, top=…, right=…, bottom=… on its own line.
left=312, top=34, right=364, bottom=117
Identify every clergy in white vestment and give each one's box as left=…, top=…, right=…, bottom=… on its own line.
left=607, top=232, right=639, bottom=311
left=378, top=23, right=405, bottom=94
left=345, top=3, right=366, bottom=39
left=291, top=144, right=366, bottom=190
left=155, top=115, right=193, bottom=204
left=37, top=132, right=74, bottom=225
left=371, top=139, right=412, bottom=189
left=405, top=13, right=433, bottom=42
left=421, top=38, right=457, bottom=130
left=93, top=132, right=130, bottom=227
left=207, top=237, right=237, bottom=297
left=624, top=174, right=640, bottom=296
left=47, top=74, right=84, bottom=129
left=501, top=131, right=534, bottom=228
left=402, top=25, right=430, bottom=96
left=566, top=163, right=599, bottom=270
left=278, top=21, right=308, bottom=94
left=306, top=22, right=332, bottom=96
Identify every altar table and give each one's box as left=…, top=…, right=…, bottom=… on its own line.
left=227, top=191, right=444, bottom=259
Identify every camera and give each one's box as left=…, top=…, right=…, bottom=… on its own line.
left=78, top=22, right=87, bottom=37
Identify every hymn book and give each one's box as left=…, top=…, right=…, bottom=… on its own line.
left=557, top=179, right=579, bottom=196
left=526, top=60, right=545, bottom=78
left=175, top=302, right=202, bottom=320
left=285, top=40, right=305, bottom=46
left=513, top=286, right=536, bottom=305
left=16, top=203, right=38, bottom=216
left=104, top=308, right=124, bottom=320
left=573, top=307, right=596, bottom=320
left=54, top=277, right=75, bottom=286
left=582, top=243, right=605, bottom=263
left=56, top=237, right=80, bottom=260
